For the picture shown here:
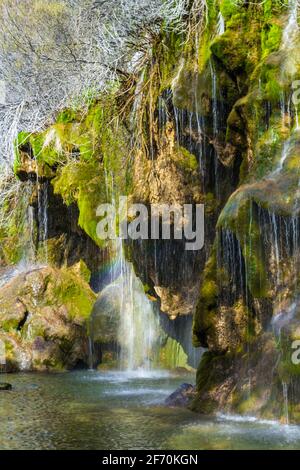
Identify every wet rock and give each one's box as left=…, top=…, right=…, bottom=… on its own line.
left=0, top=383, right=12, bottom=391
left=90, top=279, right=121, bottom=345
left=165, top=383, right=195, bottom=407
left=128, top=121, right=205, bottom=321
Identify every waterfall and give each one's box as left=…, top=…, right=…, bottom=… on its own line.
left=282, top=381, right=290, bottom=425
left=210, top=60, right=218, bottom=140
left=90, top=181, right=161, bottom=371
left=217, top=12, right=225, bottom=36
left=0, top=180, right=41, bottom=294
left=260, top=206, right=300, bottom=425
left=281, top=0, right=299, bottom=128
left=0, top=338, right=5, bottom=373
left=116, top=238, right=160, bottom=371
left=273, top=139, right=290, bottom=176
left=282, top=0, right=299, bottom=50
left=219, top=228, right=246, bottom=303
left=272, top=301, right=297, bottom=336
left=19, top=181, right=36, bottom=267
left=173, top=104, right=204, bottom=169
left=209, top=58, right=224, bottom=198
left=90, top=233, right=194, bottom=372
left=26, top=205, right=35, bottom=263
left=37, top=182, right=48, bottom=262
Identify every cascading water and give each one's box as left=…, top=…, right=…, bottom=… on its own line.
left=282, top=381, right=290, bottom=425
left=271, top=138, right=290, bottom=177
left=281, top=0, right=300, bottom=126
left=0, top=181, right=39, bottom=288
left=89, top=171, right=162, bottom=372
left=217, top=11, right=225, bottom=36
left=282, top=0, right=299, bottom=50
left=89, top=240, right=162, bottom=372
left=209, top=59, right=221, bottom=197
left=37, top=182, right=49, bottom=262
left=272, top=302, right=297, bottom=337
left=116, top=238, right=161, bottom=371
left=19, top=180, right=48, bottom=268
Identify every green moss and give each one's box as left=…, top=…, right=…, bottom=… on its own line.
left=176, top=146, right=198, bottom=172
left=263, top=0, right=286, bottom=18
left=14, top=93, right=129, bottom=183
left=235, top=391, right=262, bottom=414
left=56, top=108, right=79, bottom=124
left=77, top=185, right=103, bottom=246
left=0, top=175, right=37, bottom=265
left=158, top=337, right=190, bottom=370
left=71, top=260, right=91, bottom=284
left=264, top=71, right=283, bottom=102
left=1, top=318, right=20, bottom=332
left=52, top=143, right=129, bottom=248
left=261, top=23, right=282, bottom=57
left=252, top=126, right=282, bottom=178
left=218, top=197, right=269, bottom=298
left=43, top=93, right=130, bottom=247
left=204, top=192, right=219, bottom=215
left=193, top=245, right=219, bottom=347
left=211, top=19, right=260, bottom=78
left=220, top=0, right=239, bottom=20
left=38, top=359, right=65, bottom=371
left=201, top=279, right=218, bottom=301
left=143, top=283, right=151, bottom=293
left=52, top=159, right=108, bottom=246
left=191, top=351, right=232, bottom=413
left=50, top=267, right=96, bottom=320
left=278, top=359, right=300, bottom=382
left=158, top=30, right=185, bottom=91
left=206, top=0, right=218, bottom=25
left=13, top=131, right=31, bottom=174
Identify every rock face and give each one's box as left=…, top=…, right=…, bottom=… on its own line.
left=0, top=264, right=96, bottom=371
left=127, top=95, right=215, bottom=321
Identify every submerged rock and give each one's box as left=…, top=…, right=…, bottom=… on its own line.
left=165, top=383, right=195, bottom=407
left=0, top=383, right=12, bottom=391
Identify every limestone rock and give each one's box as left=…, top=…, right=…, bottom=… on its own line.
left=0, top=265, right=96, bottom=371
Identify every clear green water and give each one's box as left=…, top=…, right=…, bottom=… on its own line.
left=1, top=370, right=300, bottom=450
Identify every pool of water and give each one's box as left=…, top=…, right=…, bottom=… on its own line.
left=1, top=370, right=300, bottom=450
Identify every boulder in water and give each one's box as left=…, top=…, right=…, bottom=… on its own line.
left=0, top=383, right=12, bottom=391
left=165, top=383, right=195, bottom=407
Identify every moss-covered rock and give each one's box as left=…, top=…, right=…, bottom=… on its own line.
left=0, top=264, right=96, bottom=371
